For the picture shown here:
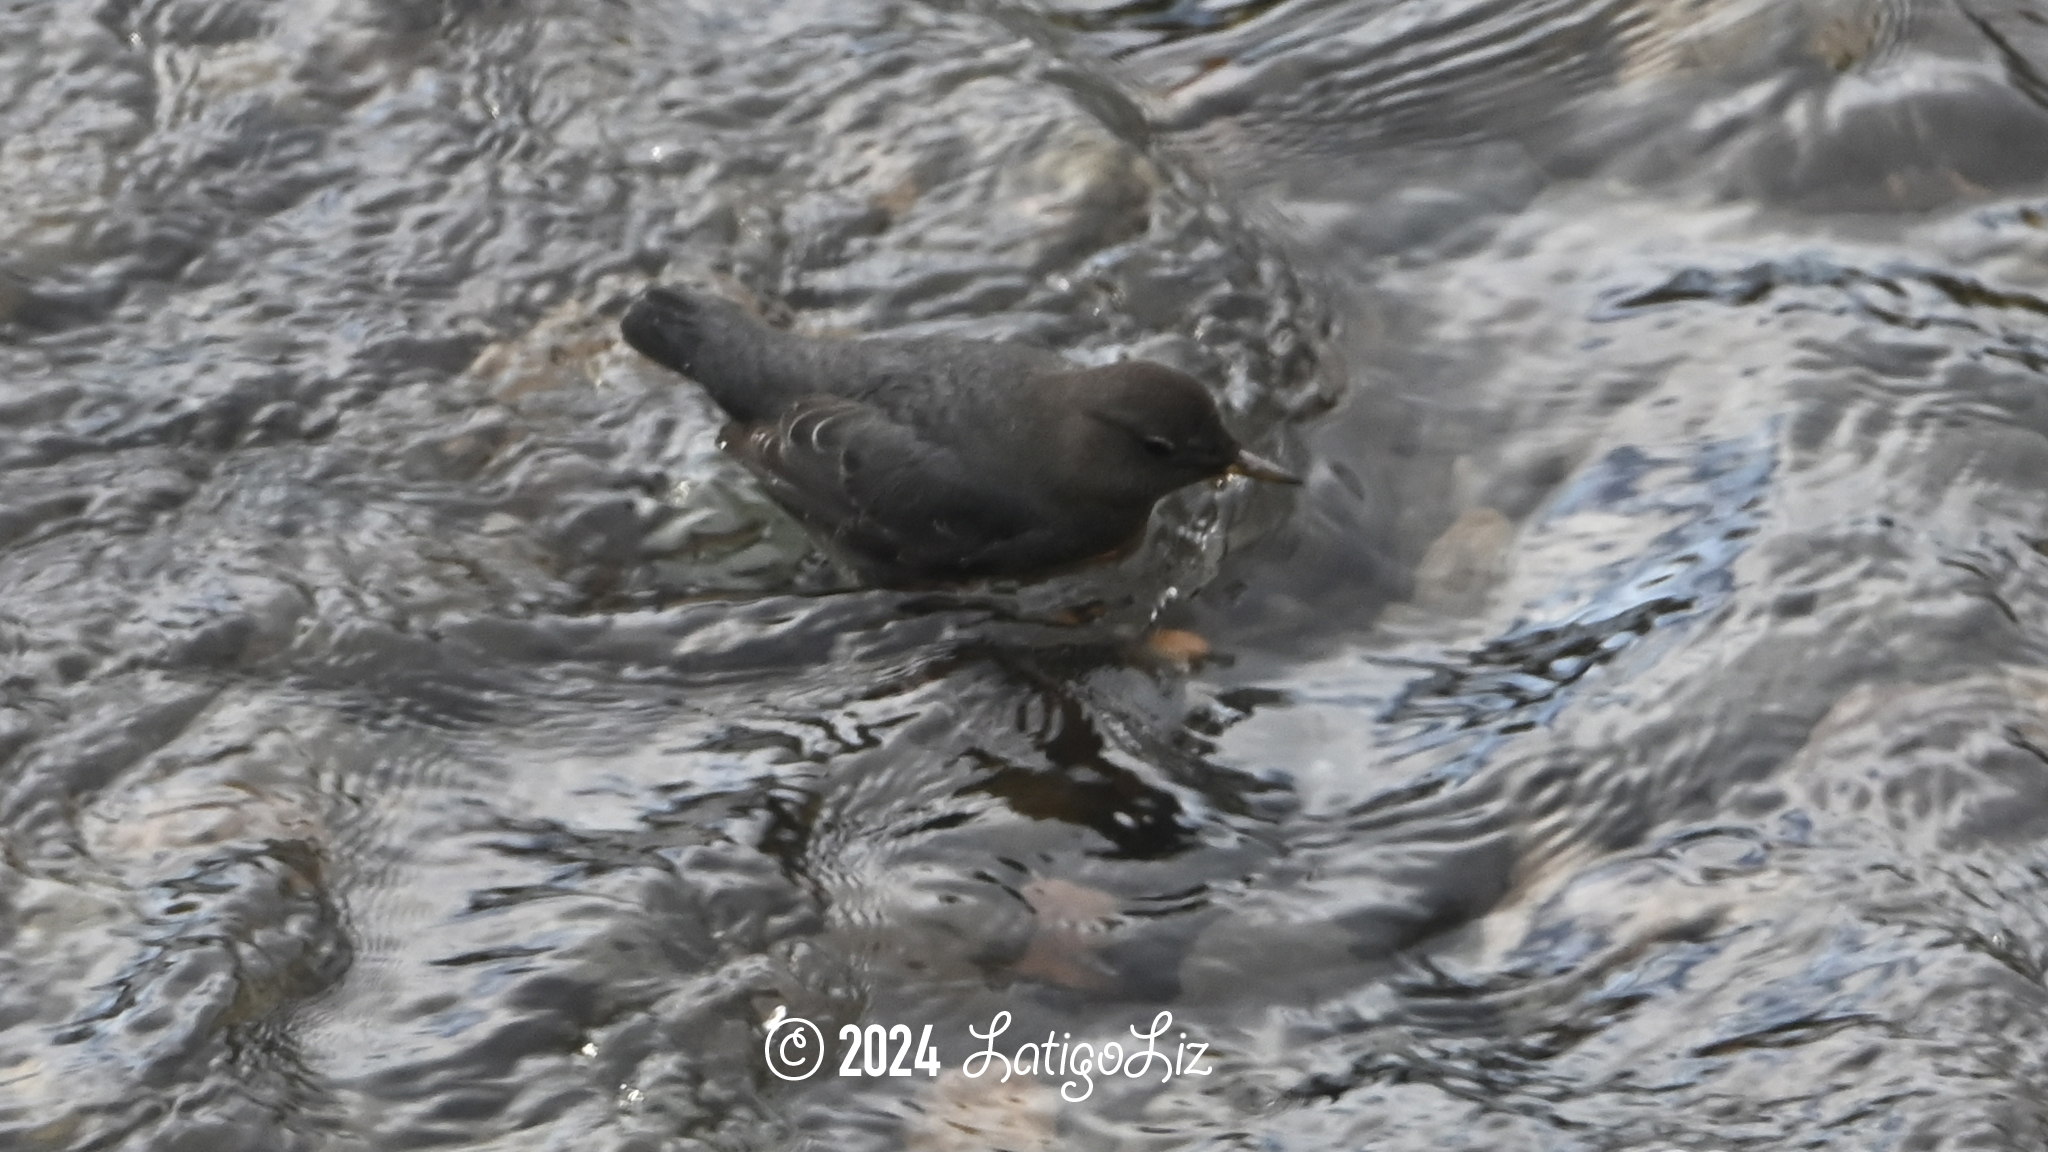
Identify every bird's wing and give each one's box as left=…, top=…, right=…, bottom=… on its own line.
left=721, top=395, right=1054, bottom=579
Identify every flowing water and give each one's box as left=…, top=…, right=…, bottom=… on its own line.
left=5, top=0, right=2048, bottom=1148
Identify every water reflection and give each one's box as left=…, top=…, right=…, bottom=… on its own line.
left=5, top=0, right=2048, bottom=1148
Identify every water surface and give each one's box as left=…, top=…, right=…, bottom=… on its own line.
left=5, top=0, right=2048, bottom=1148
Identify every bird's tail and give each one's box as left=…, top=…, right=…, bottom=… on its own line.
left=620, top=286, right=714, bottom=378
left=620, top=287, right=809, bottom=423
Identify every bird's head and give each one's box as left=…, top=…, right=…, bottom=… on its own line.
left=1050, top=362, right=1299, bottom=506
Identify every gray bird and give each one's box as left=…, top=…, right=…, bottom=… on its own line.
left=619, top=287, right=1299, bottom=586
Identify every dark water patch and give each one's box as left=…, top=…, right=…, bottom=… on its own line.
left=18, top=837, right=352, bottom=1150
left=1603, top=254, right=2048, bottom=392
left=1383, top=428, right=1775, bottom=778
left=1961, top=0, right=2048, bottom=112
left=965, top=733, right=1197, bottom=862
left=1029, top=0, right=1295, bottom=54
left=1385, top=592, right=1696, bottom=732
left=1601, top=253, right=2048, bottom=326
left=1147, top=0, right=1639, bottom=151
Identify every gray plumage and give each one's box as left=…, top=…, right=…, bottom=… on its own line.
left=620, top=287, right=1296, bottom=586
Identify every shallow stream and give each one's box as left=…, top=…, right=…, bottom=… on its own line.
left=6, top=0, right=2048, bottom=1148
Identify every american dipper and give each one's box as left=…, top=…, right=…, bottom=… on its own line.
left=619, top=287, right=1299, bottom=585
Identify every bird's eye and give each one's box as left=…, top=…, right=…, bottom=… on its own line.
left=1141, top=436, right=1175, bottom=458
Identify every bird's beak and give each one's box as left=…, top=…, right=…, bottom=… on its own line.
left=1227, top=448, right=1303, bottom=485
